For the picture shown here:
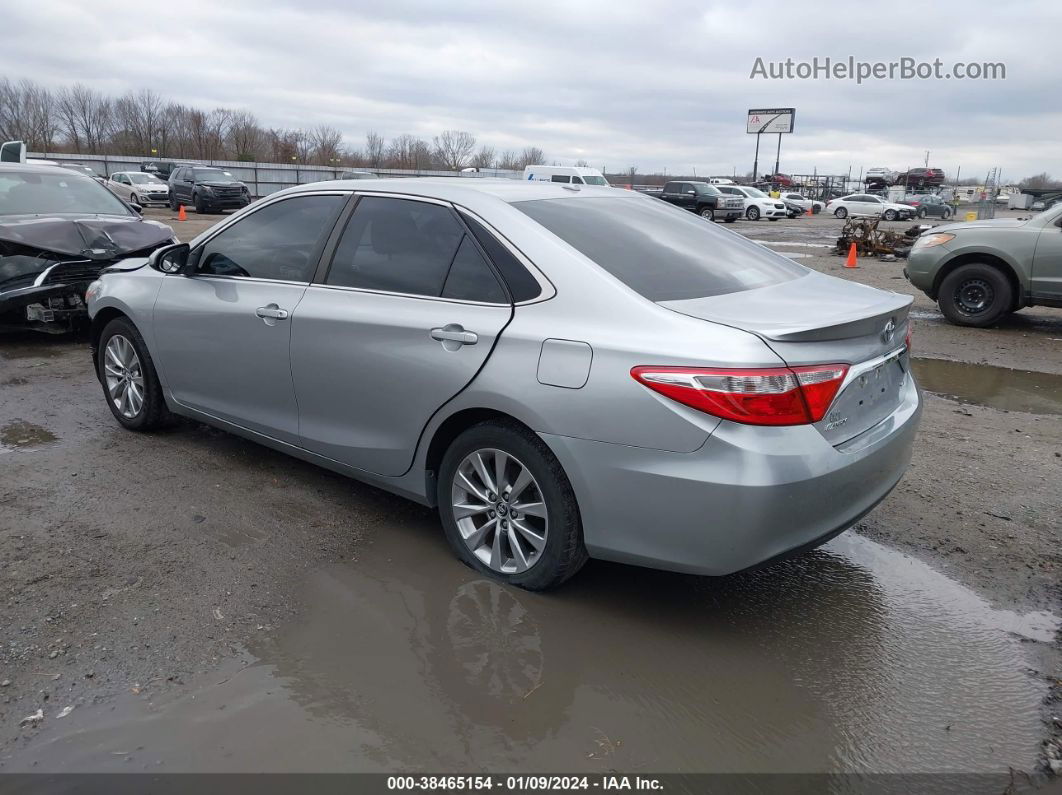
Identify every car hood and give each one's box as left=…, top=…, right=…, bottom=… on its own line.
left=929, top=218, right=1027, bottom=234
left=0, top=214, right=174, bottom=258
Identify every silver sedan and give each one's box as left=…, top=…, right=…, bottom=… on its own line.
left=86, top=179, right=921, bottom=589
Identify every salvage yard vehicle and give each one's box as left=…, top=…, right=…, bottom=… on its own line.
left=167, top=166, right=251, bottom=214
left=0, top=163, right=175, bottom=331
left=781, top=192, right=824, bottom=213
left=522, top=165, right=610, bottom=186
left=87, top=179, right=920, bottom=590
left=716, top=185, right=787, bottom=221
left=658, top=180, right=743, bottom=222
left=906, top=202, right=1062, bottom=327
left=894, top=168, right=946, bottom=188
left=826, top=193, right=916, bottom=221
left=903, top=193, right=953, bottom=219
left=107, top=171, right=170, bottom=207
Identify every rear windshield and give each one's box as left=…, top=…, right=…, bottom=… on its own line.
left=513, top=196, right=805, bottom=301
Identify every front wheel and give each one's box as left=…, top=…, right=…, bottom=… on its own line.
left=97, top=317, right=171, bottom=431
left=918, top=208, right=928, bottom=219
left=942, top=209, right=952, bottom=219
left=937, top=263, right=1013, bottom=328
left=746, top=206, right=761, bottom=221
left=193, top=192, right=206, bottom=214
left=699, top=207, right=715, bottom=221
left=884, top=209, right=898, bottom=221
left=438, top=421, right=587, bottom=591
left=169, top=193, right=179, bottom=211
left=834, top=207, right=848, bottom=219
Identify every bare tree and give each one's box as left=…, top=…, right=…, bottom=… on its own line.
left=227, top=110, right=265, bottom=161
left=0, top=78, right=57, bottom=151
left=113, top=89, right=164, bottom=155
left=519, top=146, right=545, bottom=168
left=364, top=130, right=385, bottom=168
left=496, top=150, right=521, bottom=170
left=55, top=83, right=113, bottom=153
left=574, top=159, right=590, bottom=167
left=386, top=134, right=432, bottom=170
left=470, top=144, right=496, bottom=169
left=1019, top=172, right=1062, bottom=190
left=309, top=124, right=344, bottom=164
left=432, top=129, right=476, bottom=170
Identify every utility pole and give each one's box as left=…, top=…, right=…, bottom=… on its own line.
left=773, top=133, right=781, bottom=177
left=924, top=150, right=930, bottom=167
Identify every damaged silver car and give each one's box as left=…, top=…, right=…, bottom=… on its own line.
left=0, top=163, right=175, bottom=331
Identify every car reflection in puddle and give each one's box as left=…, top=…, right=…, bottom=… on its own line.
left=9, top=514, right=1056, bottom=774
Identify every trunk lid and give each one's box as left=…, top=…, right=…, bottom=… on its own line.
left=659, top=271, right=913, bottom=445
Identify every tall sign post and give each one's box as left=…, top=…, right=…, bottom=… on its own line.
left=747, top=108, right=795, bottom=181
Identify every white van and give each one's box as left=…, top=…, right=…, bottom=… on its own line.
left=708, top=177, right=735, bottom=185
left=522, top=165, right=609, bottom=186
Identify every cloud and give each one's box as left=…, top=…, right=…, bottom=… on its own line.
left=0, top=0, right=1055, bottom=179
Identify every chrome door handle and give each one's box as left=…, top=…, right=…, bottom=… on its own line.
left=256, top=305, right=289, bottom=320
left=430, top=325, right=478, bottom=346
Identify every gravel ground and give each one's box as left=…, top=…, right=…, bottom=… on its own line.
left=0, top=204, right=1059, bottom=774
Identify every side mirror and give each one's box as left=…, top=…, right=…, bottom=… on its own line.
left=686, top=190, right=696, bottom=195
left=127, top=201, right=143, bottom=214
left=149, top=242, right=191, bottom=275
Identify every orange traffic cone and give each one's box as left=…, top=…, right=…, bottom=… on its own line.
left=844, top=242, right=858, bottom=268
left=177, top=205, right=187, bottom=222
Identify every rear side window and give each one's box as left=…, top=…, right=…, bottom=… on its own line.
left=441, top=236, right=507, bottom=303
left=550, top=175, right=571, bottom=183
left=326, top=197, right=464, bottom=297
left=194, top=194, right=343, bottom=282
left=459, top=212, right=542, bottom=302
left=513, top=196, right=804, bottom=302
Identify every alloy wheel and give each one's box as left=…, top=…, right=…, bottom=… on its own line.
left=103, top=334, right=145, bottom=419
left=451, top=448, right=548, bottom=574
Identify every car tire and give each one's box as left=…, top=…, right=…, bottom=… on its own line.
left=812, top=204, right=821, bottom=214
left=437, top=420, right=587, bottom=591
left=193, top=192, right=206, bottom=214
left=884, top=209, right=898, bottom=221
left=942, top=209, right=952, bottom=219
left=937, top=263, right=1013, bottom=328
left=918, top=208, right=928, bottom=219
left=97, top=317, right=171, bottom=431
left=834, top=207, right=847, bottom=219
left=699, top=207, right=715, bottom=221
left=169, top=193, right=179, bottom=211
left=746, top=206, right=760, bottom=221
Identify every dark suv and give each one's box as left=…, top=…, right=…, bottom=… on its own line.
left=658, top=181, right=744, bottom=222
left=168, top=166, right=251, bottom=214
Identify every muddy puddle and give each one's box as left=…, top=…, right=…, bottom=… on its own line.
left=0, top=419, right=57, bottom=451
left=913, top=357, right=1062, bottom=416
left=8, top=517, right=1055, bottom=774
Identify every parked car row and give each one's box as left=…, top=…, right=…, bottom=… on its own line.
left=826, top=194, right=916, bottom=221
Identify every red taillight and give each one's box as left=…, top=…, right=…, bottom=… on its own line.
left=631, top=364, right=849, bottom=426
left=905, top=320, right=913, bottom=351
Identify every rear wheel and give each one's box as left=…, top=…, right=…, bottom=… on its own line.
left=834, top=207, right=848, bottom=219
left=699, top=207, right=715, bottom=221
left=746, top=206, right=760, bottom=221
left=97, top=317, right=171, bottom=431
left=437, top=421, right=587, bottom=591
left=937, top=263, right=1013, bottom=327
left=942, top=209, right=952, bottom=219
left=918, top=208, right=928, bottom=219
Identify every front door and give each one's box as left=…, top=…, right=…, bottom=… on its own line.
left=291, top=195, right=513, bottom=476
left=152, top=193, right=346, bottom=444
left=1031, top=213, right=1062, bottom=302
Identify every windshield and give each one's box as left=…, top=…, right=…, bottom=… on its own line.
left=193, top=169, right=239, bottom=183
left=514, top=196, right=804, bottom=301
left=743, top=187, right=767, bottom=198
left=581, top=175, right=609, bottom=186
left=128, top=173, right=163, bottom=184
left=0, top=171, right=133, bottom=216
left=693, top=184, right=721, bottom=196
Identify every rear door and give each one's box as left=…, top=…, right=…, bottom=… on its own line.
left=152, top=192, right=346, bottom=443
left=290, top=194, right=513, bottom=476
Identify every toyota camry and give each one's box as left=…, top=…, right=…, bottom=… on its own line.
left=86, top=179, right=921, bottom=589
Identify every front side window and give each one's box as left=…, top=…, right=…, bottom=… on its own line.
left=581, top=175, right=609, bottom=186
left=514, top=195, right=804, bottom=302
left=326, top=197, right=467, bottom=297
left=194, top=194, right=344, bottom=282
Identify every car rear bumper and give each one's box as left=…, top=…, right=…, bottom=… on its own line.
left=541, top=374, right=921, bottom=576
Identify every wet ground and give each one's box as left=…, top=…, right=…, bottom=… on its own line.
left=0, top=208, right=1060, bottom=778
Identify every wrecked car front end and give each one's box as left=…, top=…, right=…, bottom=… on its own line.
left=0, top=217, right=174, bottom=332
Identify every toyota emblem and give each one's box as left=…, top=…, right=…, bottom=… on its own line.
left=881, top=318, right=896, bottom=344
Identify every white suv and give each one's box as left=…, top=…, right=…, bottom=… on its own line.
left=715, top=185, right=788, bottom=221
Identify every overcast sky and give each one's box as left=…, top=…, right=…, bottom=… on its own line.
left=2, top=0, right=1056, bottom=180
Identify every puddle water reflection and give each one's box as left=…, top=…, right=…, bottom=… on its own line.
left=912, top=357, right=1062, bottom=416
left=0, top=420, right=57, bottom=451
left=9, top=520, right=1055, bottom=774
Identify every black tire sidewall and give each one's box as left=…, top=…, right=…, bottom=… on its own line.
left=437, top=422, right=585, bottom=591
left=193, top=193, right=205, bottom=213
left=700, top=207, right=714, bottom=221
left=97, top=318, right=168, bottom=431
left=747, top=207, right=759, bottom=220
left=835, top=208, right=847, bottom=218
left=938, top=264, right=1012, bottom=327
left=884, top=210, right=897, bottom=221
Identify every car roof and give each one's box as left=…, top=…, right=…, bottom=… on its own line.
left=0, top=162, right=95, bottom=178
left=283, top=177, right=634, bottom=205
